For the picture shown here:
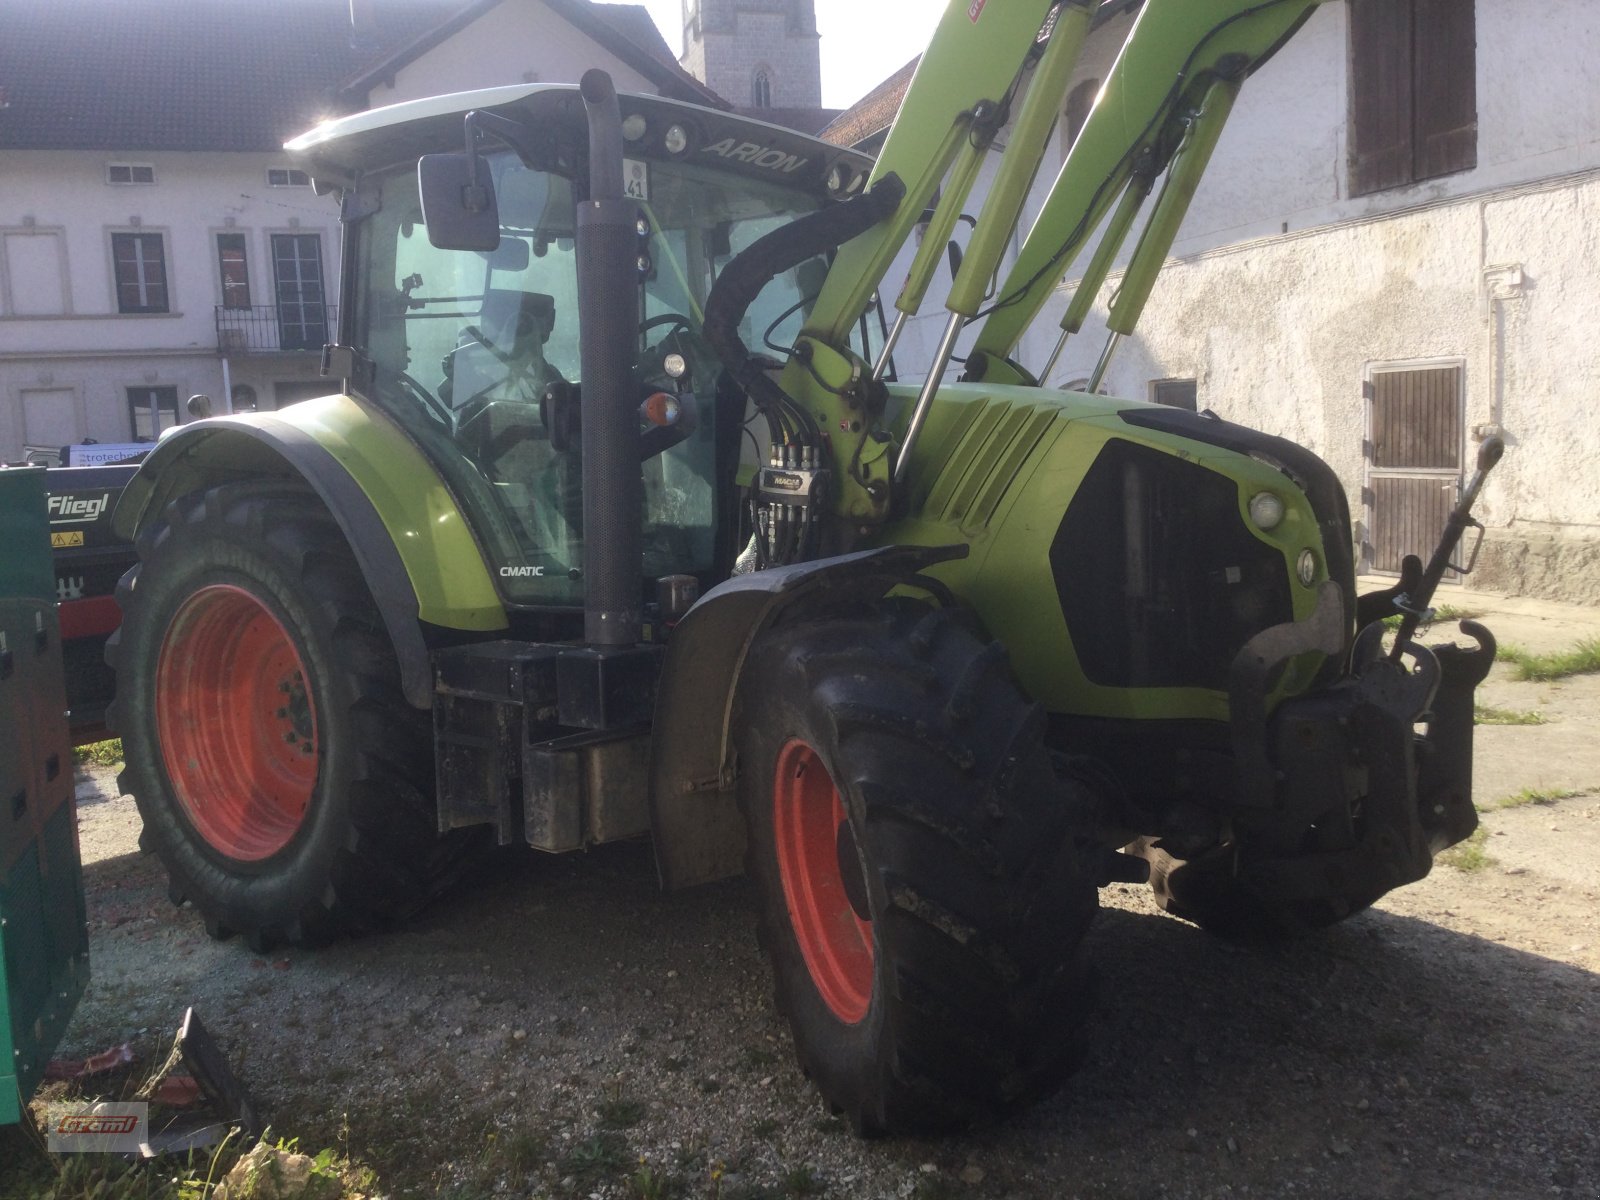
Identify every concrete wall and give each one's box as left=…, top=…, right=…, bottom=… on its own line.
left=0, top=151, right=339, bottom=459
left=368, top=0, right=662, bottom=107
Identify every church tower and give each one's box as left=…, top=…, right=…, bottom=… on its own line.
left=682, top=0, right=821, bottom=110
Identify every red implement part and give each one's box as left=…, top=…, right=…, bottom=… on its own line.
left=772, top=739, right=874, bottom=1024
left=155, top=585, right=318, bottom=862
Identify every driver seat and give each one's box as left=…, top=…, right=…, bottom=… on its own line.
left=444, top=289, right=558, bottom=408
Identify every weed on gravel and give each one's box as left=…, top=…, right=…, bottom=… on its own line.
left=1491, top=785, right=1589, bottom=810
left=1497, top=637, right=1600, bottom=681
left=1440, top=825, right=1494, bottom=871
left=1476, top=704, right=1550, bottom=725
left=71, top=738, right=123, bottom=767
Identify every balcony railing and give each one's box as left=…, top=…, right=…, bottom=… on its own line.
left=215, top=304, right=336, bottom=354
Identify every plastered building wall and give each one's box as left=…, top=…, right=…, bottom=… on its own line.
left=370, top=0, right=662, bottom=108
left=0, top=151, right=340, bottom=458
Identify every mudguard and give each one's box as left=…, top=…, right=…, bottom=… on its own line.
left=649, top=543, right=966, bottom=889
left=111, top=394, right=507, bottom=708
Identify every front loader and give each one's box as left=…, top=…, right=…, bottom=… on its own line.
left=107, top=0, right=1500, bottom=1134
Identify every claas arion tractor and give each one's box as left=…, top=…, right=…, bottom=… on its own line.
left=108, top=0, right=1499, bottom=1133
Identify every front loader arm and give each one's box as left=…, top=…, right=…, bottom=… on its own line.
left=718, top=0, right=1325, bottom=548
left=969, top=0, right=1324, bottom=375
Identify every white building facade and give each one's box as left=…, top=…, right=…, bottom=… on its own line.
left=0, top=0, right=724, bottom=463
left=1, top=151, right=343, bottom=458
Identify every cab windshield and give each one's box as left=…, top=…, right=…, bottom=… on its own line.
left=352, top=150, right=830, bottom=606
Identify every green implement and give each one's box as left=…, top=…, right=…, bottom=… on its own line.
left=0, top=467, right=90, bottom=1126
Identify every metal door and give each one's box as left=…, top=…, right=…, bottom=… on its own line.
left=271, top=234, right=326, bottom=352
left=1364, top=363, right=1463, bottom=574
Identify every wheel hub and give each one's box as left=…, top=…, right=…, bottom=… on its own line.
left=155, top=584, right=319, bottom=862
left=772, top=738, right=874, bottom=1024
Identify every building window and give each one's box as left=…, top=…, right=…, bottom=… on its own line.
left=1349, top=0, right=1477, bottom=196
left=111, top=232, right=169, bottom=313
left=267, top=168, right=311, bottom=187
left=1063, top=78, right=1099, bottom=150
left=1151, top=378, right=1198, bottom=411
left=127, top=386, right=179, bottom=441
left=107, top=163, right=156, bottom=185
left=217, top=233, right=251, bottom=309
left=271, top=233, right=327, bottom=351
left=2, top=229, right=69, bottom=316
left=752, top=69, right=772, bottom=109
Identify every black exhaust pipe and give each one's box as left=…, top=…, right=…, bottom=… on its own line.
left=576, top=70, right=642, bottom=646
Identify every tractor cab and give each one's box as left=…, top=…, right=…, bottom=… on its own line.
left=288, top=86, right=876, bottom=610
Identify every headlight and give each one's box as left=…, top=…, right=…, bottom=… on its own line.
left=1297, top=548, right=1318, bottom=586
left=1248, top=491, right=1286, bottom=531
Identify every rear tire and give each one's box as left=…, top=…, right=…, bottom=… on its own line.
left=737, top=599, right=1098, bottom=1134
left=107, top=482, right=470, bottom=948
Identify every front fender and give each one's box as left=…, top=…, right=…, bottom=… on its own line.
left=648, top=543, right=966, bottom=889
left=112, top=394, right=507, bottom=707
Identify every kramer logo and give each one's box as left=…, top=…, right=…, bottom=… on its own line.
left=500, top=566, right=547, bottom=578
left=48, top=493, right=112, bottom=524
left=47, top=1102, right=148, bottom=1153
left=57, top=1114, right=138, bottom=1136
left=703, top=138, right=809, bottom=174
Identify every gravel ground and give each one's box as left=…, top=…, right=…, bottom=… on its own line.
left=21, top=586, right=1600, bottom=1200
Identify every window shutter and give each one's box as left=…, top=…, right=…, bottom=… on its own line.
left=1349, top=0, right=1415, bottom=196
left=1412, top=0, right=1477, bottom=181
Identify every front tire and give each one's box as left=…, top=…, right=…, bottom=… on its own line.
left=737, top=599, right=1098, bottom=1134
left=108, top=482, right=468, bottom=949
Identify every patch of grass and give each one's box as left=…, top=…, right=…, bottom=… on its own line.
left=563, top=1132, right=632, bottom=1182
left=629, top=1163, right=687, bottom=1200
left=783, top=1164, right=825, bottom=1196
left=1439, top=825, right=1494, bottom=872
left=810, top=1116, right=846, bottom=1136
left=1381, top=604, right=1480, bottom=630
left=0, top=1125, right=378, bottom=1200
left=1491, top=785, right=1586, bottom=811
left=750, top=1116, right=780, bottom=1139
left=1475, top=705, right=1549, bottom=726
left=71, top=738, right=123, bottom=767
left=495, top=1125, right=551, bottom=1186
left=1498, top=637, right=1600, bottom=682
left=597, top=1095, right=647, bottom=1130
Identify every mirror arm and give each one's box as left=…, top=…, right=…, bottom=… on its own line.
left=463, top=109, right=544, bottom=176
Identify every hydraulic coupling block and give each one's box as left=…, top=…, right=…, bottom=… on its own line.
left=754, top=444, right=830, bottom=567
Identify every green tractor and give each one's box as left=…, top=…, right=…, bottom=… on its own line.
left=108, top=0, right=1498, bottom=1133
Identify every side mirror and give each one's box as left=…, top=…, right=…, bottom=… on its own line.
left=418, top=152, right=500, bottom=251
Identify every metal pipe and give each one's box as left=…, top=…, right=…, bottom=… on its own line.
left=873, top=310, right=908, bottom=382
left=1087, top=331, right=1122, bottom=393
left=894, top=310, right=964, bottom=484
left=1039, top=328, right=1070, bottom=384
left=577, top=69, right=643, bottom=646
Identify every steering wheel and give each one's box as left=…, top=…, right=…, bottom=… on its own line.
left=640, top=312, right=694, bottom=337
left=393, top=369, right=457, bottom=432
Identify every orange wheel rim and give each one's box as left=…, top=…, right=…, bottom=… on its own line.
left=155, top=585, right=318, bottom=862
left=773, top=738, right=874, bottom=1024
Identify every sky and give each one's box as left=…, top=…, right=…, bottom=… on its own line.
left=635, top=0, right=945, bottom=110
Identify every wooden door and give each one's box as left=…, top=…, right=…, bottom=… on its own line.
left=1365, top=364, right=1462, bottom=574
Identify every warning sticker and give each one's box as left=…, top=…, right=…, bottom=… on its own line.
left=51, top=531, right=85, bottom=548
